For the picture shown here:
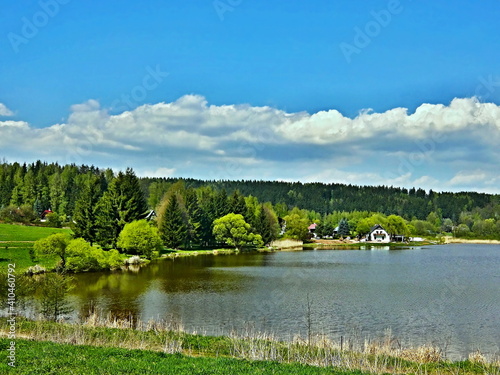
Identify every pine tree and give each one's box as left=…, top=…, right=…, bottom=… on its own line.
left=114, top=168, right=149, bottom=226
left=229, top=190, right=247, bottom=216
left=94, top=189, right=120, bottom=249
left=73, top=174, right=102, bottom=245
left=94, top=169, right=148, bottom=248
left=184, top=188, right=202, bottom=248
left=198, top=187, right=217, bottom=246
left=338, top=218, right=350, bottom=238
left=159, top=195, right=187, bottom=249
left=213, top=189, right=229, bottom=219
left=33, top=198, right=44, bottom=218
left=256, top=204, right=279, bottom=245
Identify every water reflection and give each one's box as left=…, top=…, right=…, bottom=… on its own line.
left=69, top=246, right=500, bottom=360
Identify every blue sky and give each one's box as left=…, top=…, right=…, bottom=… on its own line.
left=1, top=0, right=500, bottom=193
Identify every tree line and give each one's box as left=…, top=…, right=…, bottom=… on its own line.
left=1, top=160, right=500, bottom=243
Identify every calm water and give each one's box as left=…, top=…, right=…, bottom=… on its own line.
left=70, top=244, right=500, bottom=360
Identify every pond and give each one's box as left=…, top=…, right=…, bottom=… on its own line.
left=70, top=244, right=500, bottom=360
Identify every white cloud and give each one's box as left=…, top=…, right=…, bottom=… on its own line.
left=137, top=167, right=177, bottom=178
left=0, top=103, right=14, bottom=117
left=0, top=95, right=499, bottom=193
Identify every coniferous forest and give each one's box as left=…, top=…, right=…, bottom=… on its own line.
left=1, top=160, right=500, bottom=250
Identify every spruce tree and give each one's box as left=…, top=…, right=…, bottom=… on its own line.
left=338, top=218, right=350, bottom=238
left=229, top=190, right=247, bottom=216
left=94, top=189, right=120, bottom=249
left=115, top=168, right=149, bottom=226
left=159, top=195, right=187, bottom=249
left=256, top=204, right=279, bottom=245
left=73, top=174, right=102, bottom=245
left=184, top=188, right=201, bottom=248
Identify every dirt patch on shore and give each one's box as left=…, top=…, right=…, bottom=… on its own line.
left=444, top=238, right=500, bottom=245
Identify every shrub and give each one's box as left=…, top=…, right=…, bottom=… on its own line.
left=65, top=238, right=100, bottom=272
left=117, top=220, right=163, bottom=259
left=45, top=212, right=62, bottom=228
left=65, top=238, right=124, bottom=272
left=0, top=205, right=37, bottom=224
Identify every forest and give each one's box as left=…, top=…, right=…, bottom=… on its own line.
left=1, top=160, right=500, bottom=254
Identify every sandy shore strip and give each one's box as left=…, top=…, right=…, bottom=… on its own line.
left=444, top=238, right=500, bottom=245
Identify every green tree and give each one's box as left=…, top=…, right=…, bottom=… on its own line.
left=338, top=218, right=350, bottom=238
left=114, top=168, right=149, bottom=226
left=21, top=169, right=36, bottom=206
left=147, top=181, right=171, bottom=209
left=65, top=238, right=123, bottom=272
left=159, top=195, right=187, bottom=249
left=33, top=233, right=71, bottom=269
left=94, top=189, right=120, bottom=249
left=386, top=215, right=409, bottom=236
left=356, top=214, right=388, bottom=235
left=94, top=169, right=148, bottom=248
left=65, top=238, right=100, bottom=272
left=117, top=220, right=163, bottom=258
left=213, top=213, right=263, bottom=250
left=45, top=212, right=62, bottom=228
left=454, top=223, right=471, bottom=238
left=256, top=204, right=279, bottom=245
left=283, top=208, right=310, bottom=241
left=229, top=190, right=247, bottom=216
left=37, top=273, right=74, bottom=321
left=184, top=188, right=202, bottom=248
left=49, top=171, right=66, bottom=215
left=73, top=174, right=102, bottom=245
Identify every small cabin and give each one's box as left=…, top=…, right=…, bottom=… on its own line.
left=367, top=224, right=390, bottom=243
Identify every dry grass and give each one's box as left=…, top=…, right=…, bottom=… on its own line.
left=2, top=315, right=499, bottom=375
left=270, top=239, right=304, bottom=249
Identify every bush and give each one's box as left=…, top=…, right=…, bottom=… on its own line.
left=117, top=220, right=163, bottom=259
left=0, top=205, right=37, bottom=224
left=65, top=238, right=123, bottom=272
left=45, top=212, right=63, bottom=228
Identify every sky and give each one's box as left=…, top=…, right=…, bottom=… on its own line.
left=1, top=0, right=500, bottom=193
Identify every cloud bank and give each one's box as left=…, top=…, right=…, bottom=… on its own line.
left=0, top=96, right=499, bottom=193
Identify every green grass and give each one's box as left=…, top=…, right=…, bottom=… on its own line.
left=0, top=338, right=366, bottom=375
left=2, top=318, right=497, bottom=375
left=0, top=223, right=71, bottom=242
left=0, top=224, right=72, bottom=272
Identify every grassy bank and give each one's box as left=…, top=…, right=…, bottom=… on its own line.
left=1, top=318, right=497, bottom=375
left=0, top=338, right=365, bottom=375
left=0, top=223, right=72, bottom=242
left=0, top=224, right=72, bottom=272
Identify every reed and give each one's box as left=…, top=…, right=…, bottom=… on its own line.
left=1, top=315, right=498, bottom=375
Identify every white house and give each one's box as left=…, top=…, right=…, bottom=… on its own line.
left=367, top=224, right=390, bottom=243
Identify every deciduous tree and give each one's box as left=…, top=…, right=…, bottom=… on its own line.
left=213, top=213, right=263, bottom=250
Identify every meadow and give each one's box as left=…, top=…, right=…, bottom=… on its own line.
left=0, top=224, right=72, bottom=271
left=0, top=338, right=368, bottom=375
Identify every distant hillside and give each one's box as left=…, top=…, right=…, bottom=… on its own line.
left=140, top=177, right=497, bottom=221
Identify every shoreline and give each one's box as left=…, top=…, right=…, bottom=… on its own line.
left=443, top=238, right=500, bottom=245
left=2, top=317, right=499, bottom=374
